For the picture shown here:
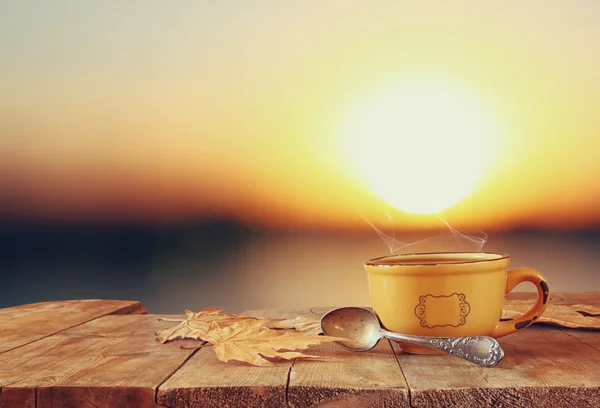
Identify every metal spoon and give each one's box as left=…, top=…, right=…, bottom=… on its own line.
left=320, top=307, right=504, bottom=368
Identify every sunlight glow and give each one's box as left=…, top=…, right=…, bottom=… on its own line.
left=340, top=80, right=498, bottom=214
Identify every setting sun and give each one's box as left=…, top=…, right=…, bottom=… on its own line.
left=339, top=80, right=499, bottom=214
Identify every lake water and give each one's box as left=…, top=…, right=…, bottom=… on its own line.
left=1, top=225, right=599, bottom=313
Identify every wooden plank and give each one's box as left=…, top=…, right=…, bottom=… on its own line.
left=395, top=325, right=600, bottom=408
left=1, top=298, right=598, bottom=407
left=0, top=389, right=34, bottom=408
left=264, top=309, right=410, bottom=407
left=560, top=329, right=600, bottom=352
left=0, top=299, right=146, bottom=354
left=0, top=314, right=198, bottom=408
left=508, top=292, right=600, bottom=351
left=549, top=292, right=600, bottom=305
left=157, top=347, right=290, bottom=408
left=245, top=308, right=409, bottom=407
left=287, top=341, right=409, bottom=408
left=157, top=309, right=303, bottom=408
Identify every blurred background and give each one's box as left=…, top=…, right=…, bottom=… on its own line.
left=1, top=1, right=599, bottom=313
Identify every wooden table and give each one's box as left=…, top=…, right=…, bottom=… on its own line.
left=0, top=293, right=599, bottom=408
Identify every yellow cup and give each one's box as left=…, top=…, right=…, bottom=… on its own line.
left=365, top=252, right=549, bottom=354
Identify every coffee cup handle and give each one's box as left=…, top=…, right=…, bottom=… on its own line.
left=489, top=267, right=550, bottom=338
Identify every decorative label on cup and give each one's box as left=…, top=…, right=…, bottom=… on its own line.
left=414, top=293, right=471, bottom=328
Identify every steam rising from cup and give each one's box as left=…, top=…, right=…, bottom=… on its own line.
left=363, top=212, right=487, bottom=254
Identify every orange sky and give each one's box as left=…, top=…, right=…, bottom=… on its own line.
left=1, top=2, right=600, bottom=230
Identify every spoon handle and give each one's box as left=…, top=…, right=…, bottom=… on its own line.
left=382, top=331, right=504, bottom=368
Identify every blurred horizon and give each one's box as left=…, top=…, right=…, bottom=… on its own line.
left=2, top=222, right=600, bottom=313
left=3, top=215, right=600, bottom=234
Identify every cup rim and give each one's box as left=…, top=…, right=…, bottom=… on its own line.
left=365, top=251, right=510, bottom=267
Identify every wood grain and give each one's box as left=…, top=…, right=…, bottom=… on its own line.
left=157, top=346, right=290, bottom=408
left=0, top=314, right=198, bottom=408
left=395, top=325, right=600, bottom=407
left=157, top=309, right=303, bottom=408
left=560, top=328, right=600, bottom=351
left=0, top=299, right=146, bottom=354
left=245, top=308, right=409, bottom=407
left=508, top=292, right=600, bottom=351
left=287, top=341, right=409, bottom=408
left=255, top=307, right=408, bottom=408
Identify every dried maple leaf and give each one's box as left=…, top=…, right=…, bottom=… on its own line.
left=266, top=315, right=323, bottom=336
left=155, top=308, right=256, bottom=343
left=202, top=319, right=345, bottom=367
left=503, top=301, right=600, bottom=329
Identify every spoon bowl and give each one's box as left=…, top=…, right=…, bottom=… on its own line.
left=319, top=306, right=381, bottom=351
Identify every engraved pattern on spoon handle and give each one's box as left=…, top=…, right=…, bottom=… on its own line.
left=383, top=331, right=505, bottom=368
left=430, top=336, right=505, bottom=368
